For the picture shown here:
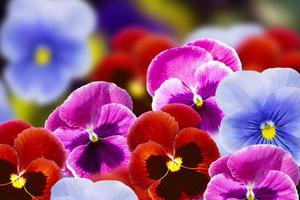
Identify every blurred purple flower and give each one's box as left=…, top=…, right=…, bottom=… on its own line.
left=0, top=0, right=96, bottom=104
left=204, top=145, right=299, bottom=200
left=0, top=81, right=13, bottom=122
left=147, top=39, right=241, bottom=134
left=46, top=82, right=136, bottom=178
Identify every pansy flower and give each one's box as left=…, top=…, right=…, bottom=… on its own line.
left=216, top=68, right=300, bottom=163
left=0, top=81, right=13, bottom=122
left=204, top=145, right=299, bottom=200
left=51, top=178, right=138, bottom=200
left=0, top=120, right=66, bottom=199
left=237, top=27, right=300, bottom=71
left=147, top=38, right=241, bottom=134
left=91, top=27, right=175, bottom=115
left=1, top=0, right=95, bottom=104
left=127, top=109, right=219, bottom=199
left=46, top=82, right=136, bottom=178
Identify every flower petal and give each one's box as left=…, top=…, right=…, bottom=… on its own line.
left=196, top=61, right=232, bottom=99
left=227, top=145, right=300, bottom=185
left=0, top=120, right=31, bottom=146
left=174, top=128, right=220, bottom=172
left=45, top=107, right=70, bottom=132
left=254, top=171, right=298, bottom=200
left=187, top=38, right=241, bottom=71
left=203, top=174, right=246, bottom=200
left=160, top=103, right=201, bottom=129
left=215, top=70, right=271, bottom=114
left=60, top=82, right=133, bottom=128
left=84, top=180, right=138, bottom=200
left=0, top=144, right=18, bottom=184
left=147, top=46, right=213, bottom=96
left=14, top=128, right=66, bottom=170
left=152, top=78, right=194, bottom=111
left=129, top=142, right=169, bottom=190
left=51, top=177, right=92, bottom=200
left=198, top=97, right=223, bottom=134
left=209, top=155, right=231, bottom=178
left=127, top=111, right=178, bottom=153
left=94, top=103, right=136, bottom=138
left=24, top=158, right=61, bottom=200
left=67, top=135, right=129, bottom=178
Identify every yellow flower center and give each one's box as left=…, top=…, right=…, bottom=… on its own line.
left=10, top=174, right=26, bottom=189
left=261, top=122, right=276, bottom=140
left=128, top=80, right=145, bottom=98
left=246, top=185, right=255, bottom=200
left=193, top=94, right=204, bottom=108
left=87, top=127, right=99, bottom=143
left=247, top=195, right=255, bottom=200
left=166, top=157, right=183, bottom=172
left=35, top=46, right=52, bottom=66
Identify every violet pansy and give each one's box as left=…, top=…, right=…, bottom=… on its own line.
left=46, top=82, right=136, bottom=178
left=147, top=38, right=241, bottom=134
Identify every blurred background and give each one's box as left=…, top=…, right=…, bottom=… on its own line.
left=0, top=0, right=300, bottom=126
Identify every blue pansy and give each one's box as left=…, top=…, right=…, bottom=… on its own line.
left=51, top=178, right=138, bottom=200
left=216, top=68, right=300, bottom=163
left=0, top=81, right=13, bottom=122
left=1, top=0, right=95, bottom=104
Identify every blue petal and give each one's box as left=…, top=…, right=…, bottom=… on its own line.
left=5, top=62, right=71, bottom=104
left=216, top=70, right=271, bottom=115
left=0, top=81, right=14, bottom=122
left=84, top=180, right=138, bottom=200
left=262, top=68, right=300, bottom=91
left=51, top=178, right=91, bottom=200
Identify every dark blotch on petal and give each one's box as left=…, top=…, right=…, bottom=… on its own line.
left=0, top=185, right=30, bottom=200
left=77, top=141, right=125, bottom=174
left=0, top=160, right=17, bottom=184
left=146, top=155, right=168, bottom=180
left=176, top=142, right=203, bottom=168
left=156, top=172, right=182, bottom=200
left=24, top=171, right=47, bottom=197
left=94, top=123, right=119, bottom=138
left=254, top=187, right=277, bottom=199
left=181, top=168, right=209, bottom=197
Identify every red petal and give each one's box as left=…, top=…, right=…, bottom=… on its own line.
left=161, top=103, right=201, bottom=129
left=133, top=34, right=175, bottom=78
left=237, top=35, right=281, bottom=71
left=127, top=111, right=178, bottom=153
left=91, top=51, right=137, bottom=81
left=129, top=142, right=169, bottom=190
left=267, top=27, right=300, bottom=51
left=174, top=128, right=220, bottom=173
left=112, top=27, right=148, bottom=52
left=0, top=120, right=31, bottom=146
left=24, top=158, right=61, bottom=200
left=278, top=51, right=300, bottom=71
left=14, top=128, right=66, bottom=170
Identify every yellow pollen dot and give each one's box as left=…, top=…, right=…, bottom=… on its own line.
left=247, top=195, right=255, bottom=200
left=35, top=46, right=51, bottom=66
left=128, top=80, right=146, bottom=99
left=167, top=157, right=183, bottom=172
left=10, top=174, right=26, bottom=189
left=193, top=95, right=204, bottom=108
left=261, top=122, right=276, bottom=140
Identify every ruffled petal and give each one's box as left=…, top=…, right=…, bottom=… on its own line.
left=0, top=120, right=31, bottom=146
left=227, top=145, right=300, bottom=185
left=254, top=171, right=298, bottom=200
left=209, top=155, right=231, bottom=178
left=14, top=128, right=66, bottom=170
left=24, top=158, right=61, bottom=200
left=147, top=46, right=213, bottom=96
left=60, top=82, right=133, bottom=128
left=94, top=103, right=136, bottom=138
left=174, top=128, right=220, bottom=172
left=129, top=142, right=169, bottom=190
left=187, top=38, right=241, bottom=71
left=204, top=174, right=246, bottom=200
left=127, top=111, right=178, bottom=153
left=196, top=61, right=232, bottom=99
left=45, top=107, right=70, bottom=131
left=152, top=78, right=194, bottom=111
left=160, top=103, right=201, bottom=129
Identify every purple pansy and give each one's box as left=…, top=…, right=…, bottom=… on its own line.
left=204, top=145, right=300, bottom=200
left=45, top=82, right=136, bottom=178
left=147, top=39, right=241, bottom=134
